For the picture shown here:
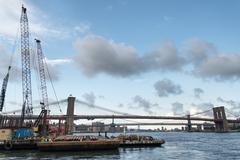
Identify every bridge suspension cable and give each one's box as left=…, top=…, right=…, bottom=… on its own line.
left=189, top=109, right=212, bottom=117
left=75, top=99, right=133, bottom=115
left=2, top=99, right=67, bottom=115
left=225, top=108, right=240, bottom=118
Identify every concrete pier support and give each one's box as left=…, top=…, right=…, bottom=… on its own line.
left=65, top=95, right=75, bottom=134
left=109, top=116, right=116, bottom=132
left=213, top=106, right=228, bottom=132
left=187, top=115, right=192, bottom=132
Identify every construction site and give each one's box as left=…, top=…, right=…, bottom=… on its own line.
left=1, top=3, right=240, bottom=153
left=0, top=5, right=166, bottom=151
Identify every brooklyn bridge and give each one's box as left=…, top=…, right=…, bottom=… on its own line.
left=0, top=95, right=239, bottom=133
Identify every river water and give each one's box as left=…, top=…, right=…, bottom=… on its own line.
left=0, top=132, right=239, bottom=160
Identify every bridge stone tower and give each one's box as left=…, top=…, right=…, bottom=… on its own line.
left=212, top=106, right=228, bottom=132
left=65, top=95, right=76, bottom=134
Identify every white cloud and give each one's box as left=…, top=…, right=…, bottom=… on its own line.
left=190, top=103, right=214, bottom=117
left=172, top=102, right=184, bottom=115
left=73, top=35, right=240, bottom=81
left=184, top=38, right=216, bottom=65
left=196, top=54, right=240, bottom=80
left=0, top=0, right=22, bottom=38
left=45, top=58, right=72, bottom=66
left=154, top=79, right=183, bottom=97
left=0, top=0, right=69, bottom=41
left=0, top=44, right=21, bottom=81
left=132, top=95, right=158, bottom=115
left=194, top=88, right=204, bottom=99
left=42, top=58, right=72, bottom=81
left=82, top=92, right=96, bottom=106
left=74, top=23, right=91, bottom=34
left=73, top=35, right=185, bottom=77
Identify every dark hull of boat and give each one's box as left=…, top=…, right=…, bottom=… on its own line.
left=120, top=141, right=164, bottom=147
left=0, top=141, right=38, bottom=150
left=37, top=140, right=120, bottom=151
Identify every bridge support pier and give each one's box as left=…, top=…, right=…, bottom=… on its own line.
left=109, top=116, right=116, bottom=132
left=213, top=106, right=228, bottom=133
left=65, top=95, right=75, bottom=135
left=187, top=115, right=192, bottom=132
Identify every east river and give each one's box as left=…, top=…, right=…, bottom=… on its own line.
left=0, top=132, right=239, bottom=160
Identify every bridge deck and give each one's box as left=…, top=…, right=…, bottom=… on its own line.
left=0, top=115, right=213, bottom=121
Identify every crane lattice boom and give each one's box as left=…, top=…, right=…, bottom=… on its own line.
left=20, top=6, right=33, bottom=115
left=0, top=66, right=11, bottom=112
left=35, top=39, right=49, bottom=111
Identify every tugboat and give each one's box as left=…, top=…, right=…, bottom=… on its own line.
left=117, top=134, right=165, bottom=147
left=37, top=135, right=120, bottom=151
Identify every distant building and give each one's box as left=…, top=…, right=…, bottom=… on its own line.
left=196, top=124, right=202, bottom=131
left=106, top=124, right=126, bottom=132
left=228, top=122, right=240, bottom=130
left=75, top=124, right=89, bottom=132
left=74, top=122, right=127, bottom=133
left=91, top=122, right=105, bottom=132
left=203, top=122, right=215, bottom=132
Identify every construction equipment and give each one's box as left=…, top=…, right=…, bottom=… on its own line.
left=0, top=66, right=11, bottom=112
left=20, top=96, right=27, bottom=127
left=0, top=6, right=50, bottom=134
left=35, top=39, right=49, bottom=111
left=20, top=6, right=33, bottom=116
left=34, top=39, right=49, bottom=137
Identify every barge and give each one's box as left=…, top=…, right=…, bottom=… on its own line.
left=37, top=135, right=120, bottom=151
left=117, top=134, right=165, bottom=147
left=0, top=139, right=38, bottom=150
left=0, top=128, right=41, bottom=150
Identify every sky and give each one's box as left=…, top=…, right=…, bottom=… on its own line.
left=1, top=0, right=240, bottom=124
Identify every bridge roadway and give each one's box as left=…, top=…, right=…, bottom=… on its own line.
left=104, top=122, right=204, bottom=126
left=2, top=114, right=240, bottom=123
left=3, top=114, right=215, bottom=121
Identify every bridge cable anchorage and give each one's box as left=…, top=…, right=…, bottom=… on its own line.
left=75, top=99, right=134, bottom=115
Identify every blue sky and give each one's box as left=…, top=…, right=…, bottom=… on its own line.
left=1, top=0, right=240, bottom=123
